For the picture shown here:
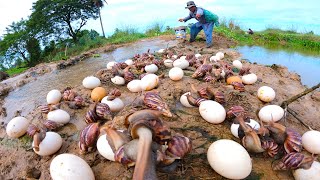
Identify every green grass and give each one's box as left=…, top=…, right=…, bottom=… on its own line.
left=5, top=66, right=28, bottom=76
left=215, top=19, right=320, bottom=55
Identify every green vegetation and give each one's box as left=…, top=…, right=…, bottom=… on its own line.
left=215, top=19, right=320, bottom=55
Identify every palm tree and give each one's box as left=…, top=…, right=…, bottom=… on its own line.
left=93, top=0, right=108, bottom=37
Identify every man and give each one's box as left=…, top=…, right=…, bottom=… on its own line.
left=179, top=1, right=219, bottom=48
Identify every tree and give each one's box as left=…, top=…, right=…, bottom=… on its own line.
left=0, top=19, right=42, bottom=68
left=29, top=0, right=100, bottom=43
left=92, top=0, right=108, bottom=37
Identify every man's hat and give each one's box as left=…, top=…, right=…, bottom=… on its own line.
left=185, top=1, right=196, bottom=9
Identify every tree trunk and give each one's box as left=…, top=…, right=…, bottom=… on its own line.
left=98, top=8, right=105, bottom=37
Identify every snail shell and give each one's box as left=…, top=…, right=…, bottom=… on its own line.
left=101, top=97, right=124, bottom=112
left=144, top=92, right=172, bottom=117
left=232, top=82, right=245, bottom=92
left=47, top=109, right=70, bottom=124
left=79, top=123, right=100, bottom=154
left=272, top=152, right=315, bottom=171
left=33, top=132, right=62, bottom=156
left=111, top=76, right=125, bottom=85
left=82, top=76, right=101, bottom=89
left=199, top=100, right=226, bottom=124
left=145, top=64, right=158, bottom=73
left=85, top=110, right=99, bottom=123
left=167, top=135, right=192, bottom=158
left=169, top=67, right=184, bottom=81
left=302, top=130, right=320, bottom=154
left=6, top=116, right=30, bottom=138
left=257, top=86, right=276, bottom=102
left=62, top=88, right=76, bottom=101
left=47, top=90, right=62, bottom=105
left=226, top=105, right=245, bottom=120
left=95, top=103, right=111, bottom=121
left=50, top=153, right=95, bottom=180
left=284, top=128, right=302, bottom=153
left=207, top=139, right=252, bottom=179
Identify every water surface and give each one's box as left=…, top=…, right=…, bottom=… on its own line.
left=235, top=45, right=320, bottom=87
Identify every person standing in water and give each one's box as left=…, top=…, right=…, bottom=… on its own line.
left=179, top=1, right=219, bottom=48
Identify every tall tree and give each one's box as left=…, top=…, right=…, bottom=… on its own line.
left=93, top=0, right=108, bottom=37
left=29, top=0, right=100, bottom=43
left=0, top=19, right=42, bottom=68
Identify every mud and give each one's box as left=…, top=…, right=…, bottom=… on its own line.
left=0, top=34, right=319, bottom=180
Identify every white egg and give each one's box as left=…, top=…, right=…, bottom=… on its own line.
left=82, top=76, right=101, bottom=89
left=171, top=55, right=178, bottom=59
left=233, top=60, right=243, bottom=69
left=101, top=97, right=124, bottom=112
left=216, top=52, right=224, bottom=59
left=50, top=153, right=95, bottom=180
left=144, top=64, right=158, bottom=73
left=158, top=49, right=165, bottom=53
left=164, top=59, right=174, bottom=68
left=180, top=92, right=194, bottom=107
left=46, top=90, right=62, bottom=104
left=293, top=161, right=320, bottom=180
left=231, top=119, right=260, bottom=138
left=209, top=55, right=220, bottom=62
left=179, top=56, right=186, bottom=60
left=140, top=74, right=159, bottom=91
left=125, top=59, right=133, bottom=66
left=207, top=139, right=252, bottom=179
left=111, top=76, right=125, bottom=85
left=199, top=100, right=226, bottom=124
left=220, top=70, right=226, bottom=78
left=47, top=109, right=70, bottom=124
left=6, top=116, right=30, bottom=138
left=33, top=132, right=62, bottom=156
left=107, top=61, right=117, bottom=70
left=127, top=80, right=142, bottom=93
left=173, top=59, right=189, bottom=69
left=169, top=67, right=184, bottom=81
left=97, top=134, right=115, bottom=161
left=257, top=86, right=276, bottom=102
left=302, top=130, right=320, bottom=154
left=195, top=54, right=201, bottom=58
left=258, top=105, right=284, bottom=123
left=242, top=73, right=258, bottom=85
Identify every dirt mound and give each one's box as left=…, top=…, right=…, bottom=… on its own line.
left=0, top=36, right=319, bottom=180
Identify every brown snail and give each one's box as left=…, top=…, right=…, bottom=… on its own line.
left=143, top=92, right=172, bottom=117
left=272, top=152, right=316, bottom=171
left=79, top=123, right=100, bottom=154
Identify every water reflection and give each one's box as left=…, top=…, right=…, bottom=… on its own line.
left=2, top=39, right=177, bottom=123
left=235, top=45, right=320, bottom=87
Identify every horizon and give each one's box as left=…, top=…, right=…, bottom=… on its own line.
left=0, top=0, right=320, bottom=38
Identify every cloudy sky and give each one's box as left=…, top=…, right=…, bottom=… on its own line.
left=1, top=0, right=319, bottom=37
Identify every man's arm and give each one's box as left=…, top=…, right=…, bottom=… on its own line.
left=183, top=14, right=192, bottom=22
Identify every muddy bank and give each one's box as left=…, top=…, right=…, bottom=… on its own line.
left=0, top=34, right=320, bottom=180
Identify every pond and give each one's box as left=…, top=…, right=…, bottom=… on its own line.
left=2, top=38, right=177, bottom=123
left=235, top=45, right=320, bottom=87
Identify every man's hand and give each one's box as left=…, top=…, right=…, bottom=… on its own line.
left=196, top=14, right=201, bottom=19
left=178, top=18, right=184, bottom=22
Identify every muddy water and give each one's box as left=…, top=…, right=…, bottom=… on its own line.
left=2, top=39, right=177, bottom=124
left=235, top=45, right=320, bottom=87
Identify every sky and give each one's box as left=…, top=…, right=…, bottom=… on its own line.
left=1, top=0, right=320, bottom=37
